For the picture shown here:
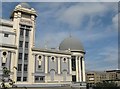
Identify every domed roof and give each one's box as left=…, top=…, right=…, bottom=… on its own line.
left=59, top=37, right=84, bottom=51
left=19, top=2, right=31, bottom=9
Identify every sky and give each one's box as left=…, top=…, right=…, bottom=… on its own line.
left=1, top=1, right=119, bottom=71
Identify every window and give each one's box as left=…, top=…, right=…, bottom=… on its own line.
left=3, top=52, right=7, bottom=56
left=40, top=77, right=44, bottom=81
left=35, top=76, right=44, bottom=82
left=24, top=64, right=28, bottom=71
left=38, top=65, right=41, bottom=69
left=25, top=42, right=28, bottom=48
left=4, top=34, right=9, bottom=37
left=19, top=41, right=23, bottom=47
left=24, top=53, right=28, bottom=60
left=18, top=64, right=22, bottom=71
left=20, top=30, right=24, bottom=36
left=71, top=56, right=76, bottom=71
left=72, top=75, right=76, bottom=82
left=17, top=77, right=21, bottom=81
left=18, top=53, right=22, bottom=59
left=23, top=77, right=27, bottom=81
left=51, top=57, right=55, bottom=62
left=2, top=63, right=5, bottom=66
left=26, top=30, right=29, bottom=37
left=35, top=77, right=38, bottom=81
left=63, top=58, right=67, bottom=62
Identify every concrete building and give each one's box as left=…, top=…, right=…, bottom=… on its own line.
left=0, top=3, right=86, bottom=89
left=86, top=70, right=120, bottom=87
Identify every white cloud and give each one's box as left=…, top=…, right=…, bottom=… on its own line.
left=35, top=31, right=68, bottom=48
left=112, top=13, right=118, bottom=30
left=56, top=3, right=117, bottom=28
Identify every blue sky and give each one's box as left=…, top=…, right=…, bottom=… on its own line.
left=2, top=2, right=118, bottom=71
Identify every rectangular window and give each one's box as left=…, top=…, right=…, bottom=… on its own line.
left=40, top=77, right=44, bottom=81
left=19, top=41, right=23, bottom=47
left=20, top=29, right=24, bottom=36
left=72, top=75, right=76, bottom=82
left=23, top=77, right=27, bottom=81
left=26, top=30, right=29, bottom=37
left=18, top=53, right=22, bottom=59
left=24, top=64, right=28, bottom=71
left=35, top=76, right=44, bottom=82
left=35, top=77, right=39, bottom=81
left=2, top=63, right=5, bottom=66
left=17, top=77, right=21, bottom=81
left=18, top=64, right=22, bottom=71
left=4, top=33, right=9, bottom=37
left=25, top=42, right=28, bottom=48
left=24, top=53, right=28, bottom=60
left=71, top=56, right=76, bottom=71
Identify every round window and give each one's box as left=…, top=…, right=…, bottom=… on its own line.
left=39, top=55, right=42, bottom=59
left=51, top=57, right=54, bottom=61
left=3, top=52, right=7, bottom=56
left=63, top=58, right=66, bottom=62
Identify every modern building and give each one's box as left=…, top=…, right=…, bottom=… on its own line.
left=0, top=3, right=86, bottom=89
left=86, top=70, right=120, bottom=87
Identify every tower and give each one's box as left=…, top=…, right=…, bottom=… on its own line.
left=10, top=3, right=37, bottom=82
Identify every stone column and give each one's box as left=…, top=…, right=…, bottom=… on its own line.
left=82, top=57, right=86, bottom=82
left=76, top=56, right=79, bottom=82
left=69, top=57, right=72, bottom=74
left=58, top=57, right=60, bottom=74
left=79, top=56, right=82, bottom=82
left=45, top=56, right=48, bottom=74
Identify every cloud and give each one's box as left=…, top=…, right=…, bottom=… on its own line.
left=35, top=31, right=68, bottom=48
left=86, top=45, right=118, bottom=71
left=55, top=3, right=117, bottom=28
left=112, top=13, right=118, bottom=30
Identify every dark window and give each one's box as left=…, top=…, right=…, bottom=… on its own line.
left=51, top=57, right=55, bottom=61
left=19, top=41, right=23, bottom=47
left=18, top=64, right=22, bottom=71
left=20, top=30, right=24, bottom=36
left=35, top=76, right=44, bottom=81
left=71, top=56, right=76, bottom=71
left=24, top=64, right=28, bottom=71
left=72, top=75, right=76, bottom=82
left=2, top=63, right=5, bottom=66
left=18, top=53, right=22, bottom=59
left=24, top=53, right=28, bottom=60
left=4, top=34, right=9, bottom=37
left=25, top=42, right=28, bottom=48
left=26, top=30, right=29, bottom=37
left=23, top=77, right=27, bottom=81
left=17, top=77, right=21, bottom=81
left=40, top=77, right=44, bottom=81
left=38, top=65, right=41, bottom=69
left=3, top=52, right=7, bottom=56
left=35, top=77, right=39, bottom=81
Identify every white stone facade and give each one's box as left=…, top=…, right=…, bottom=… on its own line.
left=0, top=3, right=86, bottom=88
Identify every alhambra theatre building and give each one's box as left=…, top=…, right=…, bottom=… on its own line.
left=0, top=3, right=86, bottom=89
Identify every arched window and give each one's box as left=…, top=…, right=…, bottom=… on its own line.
left=63, top=70, right=67, bottom=81
left=37, top=55, right=43, bottom=69
left=50, top=69, right=55, bottom=81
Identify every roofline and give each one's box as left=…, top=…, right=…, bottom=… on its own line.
left=71, top=50, right=86, bottom=54
left=0, top=44, right=17, bottom=49
left=32, top=47, right=72, bottom=55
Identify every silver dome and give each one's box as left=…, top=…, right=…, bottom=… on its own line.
left=59, top=37, right=84, bottom=51
left=19, top=3, right=31, bottom=9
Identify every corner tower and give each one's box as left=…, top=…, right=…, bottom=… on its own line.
left=10, top=3, right=37, bottom=82
left=59, top=37, right=86, bottom=83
